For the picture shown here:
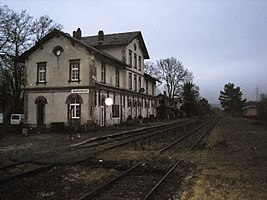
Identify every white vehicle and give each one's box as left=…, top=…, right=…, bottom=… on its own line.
left=10, top=114, right=24, bottom=125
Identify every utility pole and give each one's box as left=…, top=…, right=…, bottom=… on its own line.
left=255, top=86, right=259, bottom=102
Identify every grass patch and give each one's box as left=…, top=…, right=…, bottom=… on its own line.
left=181, top=117, right=267, bottom=200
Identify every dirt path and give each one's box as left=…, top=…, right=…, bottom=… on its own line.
left=181, top=116, right=267, bottom=200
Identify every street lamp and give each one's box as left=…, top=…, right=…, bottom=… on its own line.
left=105, top=97, right=113, bottom=106
left=105, top=97, right=113, bottom=125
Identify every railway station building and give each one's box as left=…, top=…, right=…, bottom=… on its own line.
left=20, top=28, right=158, bottom=128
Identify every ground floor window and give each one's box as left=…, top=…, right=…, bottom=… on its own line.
left=66, top=94, right=83, bottom=120
left=112, top=105, right=119, bottom=118
left=70, top=99, right=81, bottom=119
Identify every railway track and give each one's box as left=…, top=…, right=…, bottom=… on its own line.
left=1, top=117, right=216, bottom=199
left=0, top=119, right=195, bottom=183
left=71, top=118, right=196, bottom=149
left=77, top=118, right=216, bottom=200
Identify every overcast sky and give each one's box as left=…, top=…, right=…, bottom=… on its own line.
left=2, top=0, right=267, bottom=104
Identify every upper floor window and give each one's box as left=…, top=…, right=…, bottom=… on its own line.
left=138, top=76, right=141, bottom=91
left=69, top=60, right=80, bottom=82
left=128, top=72, right=132, bottom=90
left=134, top=53, right=137, bottom=69
left=146, top=79, right=148, bottom=94
left=152, top=83, right=155, bottom=95
left=101, top=62, right=106, bottom=83
left=128, top=50, right=132, bottom=67
left=37, top=62, right=47, bottom=84
left=138, top=56, right=142, bottom=71
left=134, top=74, right=137, bottom=91
left=115, top=68, right=120, bottom=87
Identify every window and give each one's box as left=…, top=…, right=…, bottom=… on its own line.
left=152, top=83, right=155, bottom=95
left=134, top=53, right=137, bottom=69
left=53, top=46, right=63, bottom=57
left=128, top=50, right=132, bottom=67
left=145, top=99, right=148, bottom=108
left=146, top=79, right=148, bottom=94
left=115, top=68, right=119, bottom=87
left=134, top=74, right=137, bottom=91
left=129, top=72, right=132, bottom=90
left=112, top=105, right=119, bottom=118
left=138, top=76, right=141, bottom=92
left=138, top=56, right=142, bottom=71
left=70, top=98, right=81, bottom=119
left=101, top=62, right=106, bottom=82
left=128, top=98, right=132, bottom=107
left=69, top=60, right=80, bottom=82
left=37, top=62, right=47, bottom=84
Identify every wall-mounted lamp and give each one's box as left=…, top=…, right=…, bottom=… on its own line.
left=105, top=98, right=113, bottom=106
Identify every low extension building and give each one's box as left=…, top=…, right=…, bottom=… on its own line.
left=242, top=105, right=258, bottom=118
left=20, top=28, right=158, bottom=128
left=156, top=91, right=182, bottom=119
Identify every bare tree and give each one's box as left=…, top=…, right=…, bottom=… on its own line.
left=0, top=4, right=63, bottom=112
left=144, top=61, right=159, bottom=76
left=144, top=61, right=162, bottom=88
left=156, top=57, right=193, bottom=99
left=32, top=15, right=63, bottom=42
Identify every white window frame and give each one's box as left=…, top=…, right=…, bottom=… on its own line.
left=70, top=99, right=80, bottom=119
left=101, top=62, right=106, bottom=82
left=71, top=63, right=79, bottom=81
left=39, top=65, right=46, bottom=82
left=115, top=68, right=120, bottom=87
left=37, top=62, right=46, bottom=84
left=69, top=60, right=80, bottom=82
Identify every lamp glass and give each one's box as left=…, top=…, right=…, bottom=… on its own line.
left=105, top=98, right=113, bottom=106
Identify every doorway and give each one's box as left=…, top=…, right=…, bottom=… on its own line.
left=35, top=96, right=47, bottom=127
left=37, top=103, right=45, bottom=126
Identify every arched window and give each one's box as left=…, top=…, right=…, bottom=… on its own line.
left=66, top=94, right=83, bottom=119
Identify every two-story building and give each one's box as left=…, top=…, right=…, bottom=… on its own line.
left=20, top=28, right=158, bottom=128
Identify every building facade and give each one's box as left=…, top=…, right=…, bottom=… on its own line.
left=20, top=28, right=158, bottom=128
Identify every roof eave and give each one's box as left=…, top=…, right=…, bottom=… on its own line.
left=18, top=29, right=127, bottom=67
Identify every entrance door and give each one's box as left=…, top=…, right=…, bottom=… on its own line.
left=100, top=106, right=105, bottom=126
left=37, top=103, right=45, bottom=126
left=35, top=96, right=47, bottom=127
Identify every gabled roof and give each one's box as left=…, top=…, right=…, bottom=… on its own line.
left=144, top=73, right=161, bottom=83
left=19, top=29, right=127, bottom=67
left=82, top=31, right=150, bottom=59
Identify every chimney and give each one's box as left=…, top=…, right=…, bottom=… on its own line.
left=73, top=30, right=77, bottom=38
left=73, top=28, right=82, bottom=40
left=98, top=30, right=104, bottom=44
